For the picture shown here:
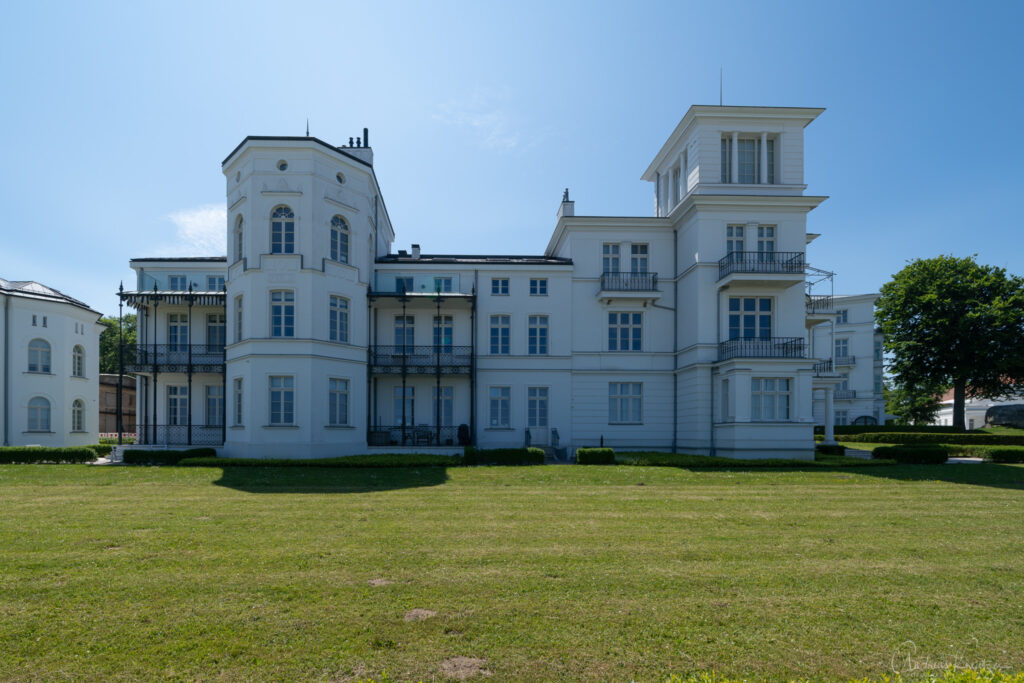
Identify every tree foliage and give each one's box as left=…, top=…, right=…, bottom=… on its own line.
left=98, top=314, right=136, bottom=374
left=875, top=255, right=1024, bottom=429
left=884, top=380, right=943, bottom=426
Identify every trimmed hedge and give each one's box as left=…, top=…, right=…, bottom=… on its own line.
left=872, top=445, right=949, bottom=464
left=0, top=447, right=98, bottom=464
left=843, top=432, right=1024, bottom=446
left=576, top=448, right=616, bottom=464
left=814, top=425, right=965, bottom=435
left=815, top=444, right=846, bottom=456
left=179, top=453, right=462, bottom=467
left=122, top=448, right=217, bottom=465
left=463, top=447, right=544, bottom=466
left=615, top=451, right=894, bottom=468
left=87, top=444, right=113, bottom=457
left=987, top=449, right=1024, bottom=464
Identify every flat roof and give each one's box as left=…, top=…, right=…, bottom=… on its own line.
left=221, top=136, right=372, bottom=168
left=130, top=257, right=227, bottom=263
left=377, top=254, right=573, bottom=266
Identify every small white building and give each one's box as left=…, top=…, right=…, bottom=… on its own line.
left=1, top=279, right=104, bottom=447
left=122, top=106, right=854, bottom=459
left=933, top=391, right=1024, bottom=430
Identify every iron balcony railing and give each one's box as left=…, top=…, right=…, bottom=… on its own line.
left=806, top=294, right=834, bottom=314
left=124, top=344, right=226, bottom=373
left=367, top=425, right=464, bottom=448
left=369, top=345, right=472, bottom=374
left=718, top=337, right=807, bottom=361
left=813, top=359, right=834, bottom=376
left=719, top=251, right=806, bottom=279
left=135, top=424, right=224, bottom=446
left=834, top=389, right=857, bottom=400
left=600, top=271, right=658, bottom=292
left=834, top=355, right=856, bottom=366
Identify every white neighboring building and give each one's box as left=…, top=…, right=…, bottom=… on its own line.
left=933, top=391, right=1024, bottom=430
left=123, top=106, right=851, bottom=459
left=810, top=294, right=887, bottom=426
left=1, top=279, right=104, bottom=447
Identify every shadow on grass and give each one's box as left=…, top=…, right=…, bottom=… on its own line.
left=843, top=463, right=1024, bottom=491
left=210, top=466, right=451, bottom=494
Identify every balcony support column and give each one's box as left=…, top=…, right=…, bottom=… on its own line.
left=186, top=285, right=193, bottom=447
left=151, top=298, right=159, bottom=446
left=822, top=387, right=837, bottom=446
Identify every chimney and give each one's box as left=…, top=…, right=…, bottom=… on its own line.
left=411, top=244, right=421, bottom=259
left=363, top=128, right=369, bottom=147
left=557, top=187, right=575, bottom=218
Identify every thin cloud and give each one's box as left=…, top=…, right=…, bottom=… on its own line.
left=159, top=204, right=226, bottom=256
left=435, top=89, right=521, bottom=152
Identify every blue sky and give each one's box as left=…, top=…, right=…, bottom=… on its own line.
left=1, top=0, right=1021, bottom=317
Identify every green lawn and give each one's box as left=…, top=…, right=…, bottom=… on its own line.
left=2, top=464, right=1023, bottom=682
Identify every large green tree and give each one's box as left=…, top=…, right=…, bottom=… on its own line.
left=883, top=380, right=943, bottom=426
left=875, top=255, right=1024, bottom=430
left=98, top=314, right=136, bottom=374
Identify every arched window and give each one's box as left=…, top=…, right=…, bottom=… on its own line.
left=28, top=397, right=51, bottom=431
left=72, top=345, right=85, bottom=377
left=28, top=339, right=51, bottom=373
left=72, top=399, right=85, bottom=432
left=234, top=215, right=244, bottom=262
left=270, top=206, right=295, bottom=254
left=330, top=215, right=349, bottom=264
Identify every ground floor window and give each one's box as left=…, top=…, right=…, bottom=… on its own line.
left=206, top=386, right=224, bottom=426
left=167, top=386, right=188, bottom=426
left=269, top=376, right=294, bottom=425
left=28, top=397, right=51, bottom=431
left=608, top=382, right=642, bottom=424
left=72, top=399, right=85, bottom=431
left=233, top=378, right=243, bottom=426
left=394, top=386, right=414, bottom=426
left=329, top=379, right=350, bottom=426
left=489, top=386, right=510, bottom=427
left=835, top=409, right=848, bottom=426
left=528, top=387, right=549, bottom=427
left=751, top=378, right=790, bottom=421
left=433, top=386, right=454, bottom=426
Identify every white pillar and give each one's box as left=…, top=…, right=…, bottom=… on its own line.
left=731, top=132, right=739, bottom=184
left=760, top=132, right=768, bottom=184
left=822, top=386, right=837, bottom=445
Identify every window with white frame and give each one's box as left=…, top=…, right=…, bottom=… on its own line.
left=433, top=315, right=453, bottom=351
left=206, top=385, right=224, bottom=426
left=491, top=278, right=509, bottom=295
left=270, top=206, right=295, bottom=254
left=670, top=165, right=680, bottom=206
left=837, top=309, right=848, bottom=324
left=269, top=376, right=294, bottom=424
left=529, top=278, right=547, bottom=296
left=27, top=396, right=50, bottom=431
left=528, top=386, right=549, bottom=427
left=528, top=315, right=548, bottom=355
left=728, top=297, right=772, bottom=339
left=720, top=135, right=776, bottom=183
left=602, top=243, right=620, bottom=273
left=71, top=399, right=85, bottom=432
left=608, top=312, right=642, bottom=351
left=838, top=373, right=850, bottom=391
left=234, top=215, right=244, bottom=262
left=270, top=291, right=295, bottom=337
left=835, top=410, right=849, bottom=426
left=395, top=276, right=413, bottom=294
left=874, top=374, right=883, bottom=395
left=169, top=275, right=187, bottom=290
left=609, top=382, right=642, bottom=424
left=726, top=225, right=744, bottom=254
left=489, top=386, right=510, bottom=427
left=631, top=244, right=649, bottom=273
left=874, top=339, right=883, bottom=362
left=72, top=345, right=85, bottom=377
left=28, top=339, right=51, bottom=373
left=433, top=277, right=453, bottom=293
left=168, top=313, right=188, bottom=350
left=233, top=378, right=243, bottom=426
left=207, top=276, right=225, bottom=291
left=394, top=315, right=414, bottom=348
left=207, top=314, right=226, bottom=350
left=329, top=378, right=349, bottom=426
left=433, top=386, right=454, bottom=426
left=490, top=315, right=510, bottom=355
left=330, top=215, right=349, bottom=263
left=835, top=338, right=849, bottom=358
left=394, top=386, right=414, bottom=426
left=330, top=296, right=349, bottom=343
left=167, top=386, right=188, bottom=426
left=757, top=225, right=775, bottom=254
left=234, top=296, right=243, bottom=343
left=750, top=378, right=790, bottom=421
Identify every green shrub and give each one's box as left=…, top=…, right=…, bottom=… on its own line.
left=0, top=447, right=98, bottom=464
left=844, top=432, right=1024, bottom=446
left=576, top=448, right=616, bottom=464
left=463, top=447, right=544, bottom=466
left=814, top=424, right=964, bottom=435
left=815, top=444, right=846, bottom=456
left=122, top=448, right=217, bottom=465
left=986, top=448, right=1024, bottom=464
left=179, top=453, right=462, bottom=467
left=87, top=444, right=113, bottom=457
left=872, top=445, right=948, bottom=464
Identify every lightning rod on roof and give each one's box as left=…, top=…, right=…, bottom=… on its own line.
left=720, top=67, right=723, bottom=106
left=306, top=118, right=310, bottom=137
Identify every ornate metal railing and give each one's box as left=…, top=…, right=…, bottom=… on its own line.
left=718, top=337, right=807, bottom=361
left=367, top=425, right=463, bottom=447
left=369, top=345, right=472, bottom=374
left=806, top=294, right=834, bottom=314
left=134, top=424, right=224, bottom=446
left=719, top=251, right=805, bottom=279
left=600, top=272, right=658, bottom=291
left=124, top=344, right=226, bottom=373
left=834, top=355, right=856, bottom=366
left=834, top=389, right=857, bottom=400
left=813, top=359, right=834, bottom=375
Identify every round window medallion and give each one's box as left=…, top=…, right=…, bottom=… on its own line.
left=277, top=160, right=288, bottom=171
left=336, top=172, right=345, bottom=184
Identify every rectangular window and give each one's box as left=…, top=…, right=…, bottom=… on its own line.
left=167, top=386, right=188, bottom=426
left=670, top=166, right=680, bottom=206
left=269, top=376, right=294, bottom=425
left=874, top=374, right=883, bottom=395
left=394, top=315, right=414, bottom=348
left=395, top=276, right=413, bottom=294
left=31, top=315, right=36, bottom=326
left=433, top=315, right=453, bottom=351
left=835, top=409, right=849, bottom=426
left=490, top=315, right=510, bottom=355
left=631, top=244, right=649, bottom=273
left=41, top=316, right=46, bottom=327
left=835, top=338, right=849, bottom=358
left=602, top=243, right=620, bottom=273
left=839, top=373, right=850, bottom=391
left=329, top=378, right=349, bottom=426
left=394, top=386, right=414, bottom=426
left=491, top=278, right=509, bottom=295
left=737, top=138, right=757, bottom=183
left=766, top=138, right=776, bottom=184
left=609, top=382, right=642, bottom=423
left=235, top=296, right=243, bottom=343
left=750, top=378, right=791, bottom=421
left=728, top=297, right=772, bottom=339
left=167, top=313, right=188, bottom=351
left=837, top=309, right=849, bottom=324
left=874, top=339, right=883, bottom=362
left=206, top=385, right=224, bottom=426
left=727, top=225, right=744, bottom=254
left=489, top=386, right=510, bottom=428
left=528, top=386, right=549, bottom=427
left=608, top=312, right=642, bottom=351
left=206, top=314, right=226, bottom=351
left=270, top=290, right=295, bottom=337
left=433, top=386, right=454, bottom=427
left=721, top=137, right=732, bottom=182
left=169, top=275, right=187, bottom=290
left=529, top=278, right=547, bottom=296
left=757, top=225, right=775, bottom=254
left=433, top=277, right=453, bottom=293
left=207, top=276, right=225, bottom=291
left=330, top=296, right=349, bottom=343
left=722, top=136, right=775, bottom=183
left=528, top=315, right=548, bottom=355
left=233, top=378, right=243, bottom=426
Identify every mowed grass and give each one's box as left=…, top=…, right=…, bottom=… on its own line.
left=2, top=464, right=1024, bottom=682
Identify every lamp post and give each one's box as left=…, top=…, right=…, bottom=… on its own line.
left=117, top=282, right=124, bottom=446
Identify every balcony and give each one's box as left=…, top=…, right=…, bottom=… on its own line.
left=371, top=273, right=471, bottom=297
left=124, top=344, right=226, bottom=373
left=135, top=424, right=224, bottom=446
left=813, top=359, right=835, bottom=376
left=718, top=337, right=807, bottom=361
left=834, top=389, right=857, bottom=400
left=718, top=251, right=806, bottom=286
left=369, top=345, right=472, bottom=374
left=834, top=355, right=856, bottom=366
left=806, top=294, right=834, bottom=314
left=598, top=271, right=661, bottom=303
left=368, top=425, right=464, bottom=447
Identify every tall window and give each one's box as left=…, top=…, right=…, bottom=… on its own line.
left=839, top=373, right=850, bottom=391
left=207, top=314, right=226, bottom=351
left=757, top=225, right=775, bottom=254
left=631, top=244, right=648, bottom=273
left=234, top=215, right=244, bottom=262
left=269, top=376, right=294, bottom=424
left=528, top=387, right=549, bottom=428
left=27, top=397, right=50, bottom=431
left=490, top=315, right=510, bottom=355
left=721, top=136, right=776, bottom=183
left=271, top=206, right=295, bottom=254
left=608, top=312, right=642, bottom=351
left=330, top=296, right=349, bottom=343
left=528, top=315, right=548, bottom=355
left=394, top=386, right=414, bottom=426
left=835, top=409, right=849, bottom=426
left=394, top=315, right=414, bottom=349
left=233, top=378, right=243, bottom=426
left=728, top=297, right=772, bottom=339
left=837, top=309, right=849, bottom=324
left=433, top=386, right=454, bottom=426
left=489, top=386, right=510, bottom=427
left=433, top=315, right=453, bottom=351
left=207, top=276, right=225, bottom=291
left=491, top=278, right=509, bottom=295
left=670, top=166, right=680, bottom=206
left=329, top=379, right=349, bottom=426
left=72, top=345, right=85, bottom=377
left=330, top=215, right=349, bottom=263
left=168, top=313, right=188, bottom=351
left=71, top=399, right=85, bottom=432
left=206, top=385, right=224, bottom=426
left=28, top=339, right=50, bottom=372
left=874, top=339, right=883, bottom=362
left=727, top=225, right=744, bottom=253
left=721, top=136, right=732, bottom=183
left=234, top=296, right=243, bottom=343
left=529, top=278, right=547, bottom=296
left=270, top=291, right=294, bottom=337
left=602, top=243, right=620, bottom=273
left=169, top=275, right=187, bottom=290
left=167, top=386, right=188, bottom=426
left=609, top=382, right=642, bottom=424
left=737, top=138, right=757, bottom=183
left=835, top=338, right=849, bottom=359
left=751, top=378, right=790, bottom=420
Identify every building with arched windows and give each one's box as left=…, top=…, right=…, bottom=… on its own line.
left=1, top=278, right=104, bottom=447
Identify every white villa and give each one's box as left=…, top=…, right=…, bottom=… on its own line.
left=121, top=105, right=861, bottom=460
left=1, top=279, right=104, bottom=447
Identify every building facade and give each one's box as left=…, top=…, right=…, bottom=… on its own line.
left=98, top=373, right=136, bottom=435
left=1, top=278, right=104, bottom=447
left=122, top=106, right=851, bottom=459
